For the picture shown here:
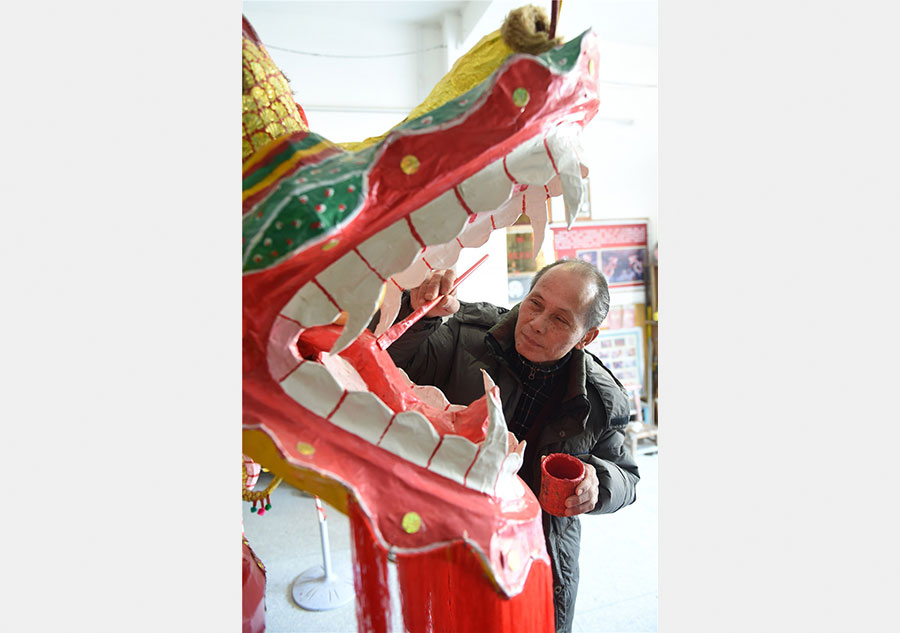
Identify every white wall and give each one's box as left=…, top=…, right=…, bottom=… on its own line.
left=243, top=1, right=657, bottom=308
left=243, top=1, right=450, bottom=143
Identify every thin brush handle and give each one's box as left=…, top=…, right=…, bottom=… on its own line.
left=376, top=254, right=489, bottom=350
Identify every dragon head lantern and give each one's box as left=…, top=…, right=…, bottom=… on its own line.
left=242, top=6, right=602, bottom=631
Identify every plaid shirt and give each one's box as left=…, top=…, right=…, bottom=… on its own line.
left=507, top=350, right=572, bottom=439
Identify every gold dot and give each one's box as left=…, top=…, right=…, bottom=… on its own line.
left=401, top=512, right=422, bottom=534
left=322, top=239, right=340, bottom=251
left=512, top=87, right=530, bottom=107
left=296, top=442, right=315, bottom=456
left=400, top=154, right=420, bottom=175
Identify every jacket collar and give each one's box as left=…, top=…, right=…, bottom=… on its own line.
left=486, top=304, right=632, bottom=431
left=486, top=305, right=591, bottom=414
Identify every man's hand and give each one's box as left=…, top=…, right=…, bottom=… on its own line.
left=409, top=269, right=460, bottom=318
left=563, top=462, right=599, bottom=516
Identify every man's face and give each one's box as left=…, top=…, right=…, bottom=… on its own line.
left=514, top=265, right=600, bottom=364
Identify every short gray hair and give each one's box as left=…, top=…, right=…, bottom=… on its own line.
left=529, top=259, right=610, bottom=330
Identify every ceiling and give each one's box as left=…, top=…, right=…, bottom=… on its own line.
left=242, top=1, right=657, bottom=48
left=242, top=1, right=472, bottom=24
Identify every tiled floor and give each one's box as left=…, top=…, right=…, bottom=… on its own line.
left=243, top=445, right=657, bottom=633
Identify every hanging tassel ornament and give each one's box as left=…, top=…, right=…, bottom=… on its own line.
left=243, top=458, right=282, bottom=516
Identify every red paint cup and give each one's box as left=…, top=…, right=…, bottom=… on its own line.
left=539, top=453, right=585, bottom=516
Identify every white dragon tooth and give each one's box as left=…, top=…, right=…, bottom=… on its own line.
left=280, top=361, right=344, bottom=419
left=457, top=212, right=495, bottom=249
left=377, top=411, right=440, bottom=468
left=546, top=128, right=588, bottom=229
left=561, top=171, right=588, bottom=229
left=409, top=189, right=469, bottom=246
left=373, top=280, right=402, bottom=337
left=356, top=218, right=423, bottom=281
left=494, top=452, right=527, bottom=499
left=503, top=133, right=557, bottom=185
left=391, top=256, right=430, bottom=290
left=456, top=159, right=514, bottom=213
left=418, top=239, right=461, bottom=270
left=266, top=315, right=305, bottom=381
left=427, top=434, right=480, bottom=486
left=330, top=391, right=394, bottom=444
left=281, top=279, right=341, bottom=328
left=320, top=350, right=369, bottom=391
left=545, top=174, right=563, bottom=197
left=465, top=371, right=512, bottom=494
left=316, top=251, right=385, bottom=353
left=411, top=384, right=453, bottom=410
left=491, top=191, right=527, bottom=229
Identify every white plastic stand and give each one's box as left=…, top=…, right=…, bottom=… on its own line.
left=291, top=497, right=355, bottom=611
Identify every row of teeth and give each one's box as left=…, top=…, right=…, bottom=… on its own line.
left=267, top=124, right=588, bottom=497
left=276, top=341, right=525, bottom=497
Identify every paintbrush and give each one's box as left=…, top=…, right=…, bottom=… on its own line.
left=376, top=254, right=489, bottom=351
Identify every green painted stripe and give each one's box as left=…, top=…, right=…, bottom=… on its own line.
left=540, top=29, right=588, bottom=73
left=242, top=133, right=331, bottom=191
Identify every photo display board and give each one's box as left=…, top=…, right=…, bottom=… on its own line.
left=550, top=220, right=649, bottom=290
left=584, top=327, right=644, bottom=392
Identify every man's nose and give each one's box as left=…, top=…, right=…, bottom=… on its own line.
left=531, top=315, right=549, bottom=333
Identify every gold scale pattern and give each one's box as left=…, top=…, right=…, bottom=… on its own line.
left=242, top=38, right=309, bottom=161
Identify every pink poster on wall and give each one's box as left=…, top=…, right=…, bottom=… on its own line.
left=551, top=221, right=648, bottom=289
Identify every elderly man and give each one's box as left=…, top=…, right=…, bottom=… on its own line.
left=383, top=259, right=640, bottom=633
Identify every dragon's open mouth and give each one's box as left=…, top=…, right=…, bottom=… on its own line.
left=262, top=127, right=590, bottom=498
left=242, top=25, right=601, bottom=597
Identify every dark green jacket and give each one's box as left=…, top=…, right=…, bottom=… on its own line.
left=386, top=296, right=640, bottom=632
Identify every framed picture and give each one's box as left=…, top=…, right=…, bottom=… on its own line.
left=584, top=326, right=644, bottom=392
left=575, top=249, right=599, bottom=267
left=550, top=219, right=649, bottom=290
left=600, top=246, right=646, bottom=285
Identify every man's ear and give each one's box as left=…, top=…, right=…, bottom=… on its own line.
left=576, top=326, right=600, bottom=350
